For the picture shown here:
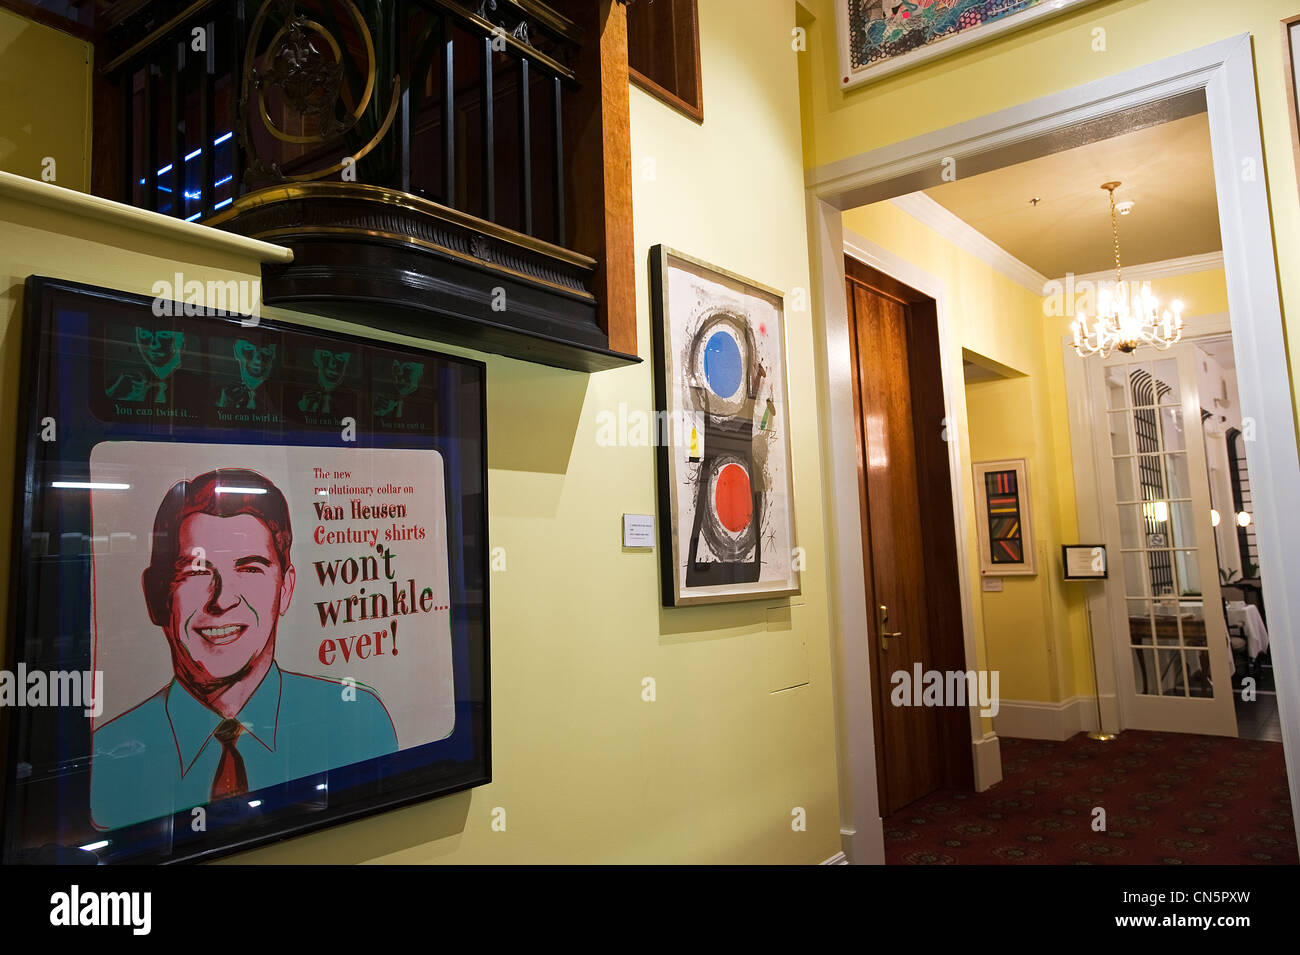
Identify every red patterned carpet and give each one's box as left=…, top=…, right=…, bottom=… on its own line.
left=884, top=731, right=1297, bottom=864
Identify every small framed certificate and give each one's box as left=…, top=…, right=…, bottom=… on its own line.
left=1062, top=544, right=1108, bottom=580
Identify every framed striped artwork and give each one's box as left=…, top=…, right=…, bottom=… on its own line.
left=972, top=458, right=1036, bottom=576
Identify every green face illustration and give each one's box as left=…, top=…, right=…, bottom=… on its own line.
left=136, top=328, right=184, bottom=379
left=234, top=339, right=276, bottom=390
left=313, top=349, right=351, bottom=391
left=393, top=360, right=424, bottom=396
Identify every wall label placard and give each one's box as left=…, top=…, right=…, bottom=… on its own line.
left=623, top=514, right=655, bottom=548
left=1063, top=544, right=1109, bottom=580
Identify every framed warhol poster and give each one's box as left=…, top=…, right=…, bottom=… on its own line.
left=1, top=277, right=489, bottom=864
left=973, top=458, right=1036, bottom=576
left=836, top=0, right=1101, bottom=90
left=650, top=246, right=800, bottom=607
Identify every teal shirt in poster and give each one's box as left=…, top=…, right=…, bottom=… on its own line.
left=89, top=662, right=398, bottom=831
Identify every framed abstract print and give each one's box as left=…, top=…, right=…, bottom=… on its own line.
left=1, top=277, right=490, bottom=864
left=836, top=0, right=1101, bottom=91
left=973, top=458, right=1036, bottom=577
left=650, top=246, right=800, bottom=607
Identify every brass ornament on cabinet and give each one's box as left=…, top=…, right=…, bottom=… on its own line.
left=238, top=0, right=399, bottom=186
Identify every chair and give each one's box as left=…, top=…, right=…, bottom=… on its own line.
left=1221, top=585, right=1250, bottom=678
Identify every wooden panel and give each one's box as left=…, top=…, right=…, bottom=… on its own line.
left=849, top=278, right=945, bottom=814
left=553, top=0, right=637, bottom=357
left=627, top=0, right=703, bottom=123
left=92, top=58, right=125, bottom=203
left=845, top=278, right=889, bottom=815
left=907, top=298, right=975, bottom=792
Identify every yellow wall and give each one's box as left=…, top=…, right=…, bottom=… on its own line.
left=0, top=1, right=841, bottom=864
left=0, top=7, right=90, bottom=191
left=843, top=201, right=1089, bottom=705
left=965, top=373, right=1089, bottom=703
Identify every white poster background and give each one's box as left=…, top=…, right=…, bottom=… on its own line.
left=88, top=441, right=454, bottom=748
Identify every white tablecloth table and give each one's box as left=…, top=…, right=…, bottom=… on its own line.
left=1226, top=601, right=1269, bottom=659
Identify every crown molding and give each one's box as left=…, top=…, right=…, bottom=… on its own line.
left=1050, top=250, right=1225, bottom=288
left=885, top=190, right=1224, bottom=296
left=887, top=192, right=1049, bottom=295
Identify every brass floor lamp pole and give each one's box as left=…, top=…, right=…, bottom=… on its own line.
left=1085, top=600, right=1117, bottom=741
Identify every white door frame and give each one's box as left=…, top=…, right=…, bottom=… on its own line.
left=807, top=34, right=1300, bottom=863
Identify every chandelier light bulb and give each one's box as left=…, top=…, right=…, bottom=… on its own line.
left=1072, top=183, right=1184, bottom=358
left=1237, top=510, right=1252, bottom=528
left=1211, top=508, right=1221, bottom=527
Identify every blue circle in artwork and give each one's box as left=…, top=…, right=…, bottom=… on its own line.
left=703, top=330, right=743, bottom=398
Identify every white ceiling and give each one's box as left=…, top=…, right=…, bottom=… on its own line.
left=923, top=112, right=1222, bottom=278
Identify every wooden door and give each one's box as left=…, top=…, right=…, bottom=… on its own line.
left=846, top=274, right=947, bottom=815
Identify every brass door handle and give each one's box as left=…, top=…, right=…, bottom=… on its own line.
left=878, top=604, right=902, bottom=651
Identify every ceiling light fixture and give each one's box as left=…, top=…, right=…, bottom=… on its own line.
left=1071, top=181, right=1184, bottom=358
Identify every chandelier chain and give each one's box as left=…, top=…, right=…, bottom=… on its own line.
left=1109, top=185, right=1123, bottom=283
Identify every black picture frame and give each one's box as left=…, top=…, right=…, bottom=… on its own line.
left=1062, top=544, right=1109, bottom=580
left=1, top=277, right=491, bottom=864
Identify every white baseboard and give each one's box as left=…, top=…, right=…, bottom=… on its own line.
left=972, top=731, right=1003, bottom=790
left=993, top=696, right=1112, bottom=740
left=820, top=851, right=849, bottom=865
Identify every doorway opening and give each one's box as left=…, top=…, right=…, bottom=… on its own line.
left=807, top=36, right=1300, bottom=862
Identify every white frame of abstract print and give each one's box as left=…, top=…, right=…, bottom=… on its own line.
left=649, top=245, right=801, bottom=607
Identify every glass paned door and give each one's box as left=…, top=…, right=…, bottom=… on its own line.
left=1091, top=345, right=1237, bottom=736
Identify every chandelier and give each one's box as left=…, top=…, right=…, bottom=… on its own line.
left=1071, top=181, right=1184, bottom=358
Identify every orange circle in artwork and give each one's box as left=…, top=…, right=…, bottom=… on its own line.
left=715, top=463, right=753, bottom=533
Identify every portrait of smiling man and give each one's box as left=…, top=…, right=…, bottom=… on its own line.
left=89, top=467, right=398, bottom=831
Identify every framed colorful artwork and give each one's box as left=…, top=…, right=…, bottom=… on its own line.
left=1, top=277, right=490, bottom=864
left=650, top=246, right=800, bottom=607
left=972, top=458, right=1036, bottom=576
left=836, top=0, right=1102, bottom=91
